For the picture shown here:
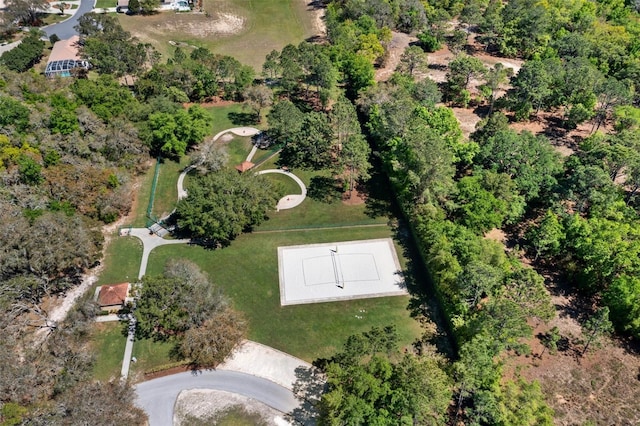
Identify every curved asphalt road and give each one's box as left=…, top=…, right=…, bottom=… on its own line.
left=136, top=370, right=300, bottom=426
left=42, top=0, right=96, bottom=39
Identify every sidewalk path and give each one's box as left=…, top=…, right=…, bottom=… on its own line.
left=0, top=40, right=21, bottom=55
left=128, top=228, right=190, bottom=280
left=177, top=127, right=261, bottom=199
left=218, top=340, right=312, bottom=390
left=120, top=228, right=190, bottom=379
left=257, top=169, right=307, bottom=210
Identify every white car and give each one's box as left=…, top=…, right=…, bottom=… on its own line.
left=170, top=1, right=190, bottom=11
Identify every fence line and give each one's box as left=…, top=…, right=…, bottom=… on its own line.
left=146, top=157, right=162, bottom=227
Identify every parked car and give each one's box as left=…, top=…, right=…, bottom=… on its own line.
left=170, top=0, right=190, bottom=11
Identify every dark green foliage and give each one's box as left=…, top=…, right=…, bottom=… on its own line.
left=142, top=105, right=211, bottom=158
left=75, top=13, right=155, bottom=78
left=175, top=171, right=280, bottom=245
left=0, top=31, right=44, bottom=72
left=17, top=155, right=43, bottom=185
left=476, top=129, right=562, bottom=202
left=280, top=111, right=334, bottom=169
left=581, top=307, right=614, bottom=355
left=72, top=75, right=137, bottom=121
left=318, top=327, right=452, bottom=426
left=417, top=31, right=442, bottom=52
left=0, top=96, right=30, bottom=132
left=128, top=0, right=140, bottom=13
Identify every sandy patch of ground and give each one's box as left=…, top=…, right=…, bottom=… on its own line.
left=303, top=0, right=326, bottom=37
left=149, top=12, right=245, bottom=37
left=376, top=31, right=416, bottom=82
left=174, top=389, right=289, bottom=425
left=32, top=165, right=149, bottom=345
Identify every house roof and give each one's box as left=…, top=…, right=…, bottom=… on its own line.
left=98, top=283, right=129, bottom=306
left=235, top=161, right=254, bottom=173
left=48, top=35, right=81, bottom=63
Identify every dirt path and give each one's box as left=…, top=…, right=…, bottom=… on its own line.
left=33, top=175, right=146, bottom=344
left=376, top=31, right=416, bottom=82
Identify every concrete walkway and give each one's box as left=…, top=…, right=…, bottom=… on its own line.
left=218, top=340, right=314, bottom=390
left=177, top=127, right=261, bottom=199
left=257, top=169, right=307, bottom=210
left=128, top=228, right=190, bottom=280
left=119, top=228, right=190, bottom=379
left=211, top=126, right=261, bottom=142
left=0, top=40, right=21, bottom=55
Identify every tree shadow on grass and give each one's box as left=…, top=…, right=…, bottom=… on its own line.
left=228, top=112, right=258, bottom=126
left=391, top=218, right=458, bottom=359
left=307, top=176, right=342, bottom=203
left=363, top=167, right=395, bottom=219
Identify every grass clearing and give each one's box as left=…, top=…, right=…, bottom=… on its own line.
left=146, top=225, right=421, bottom=362
left=204, top=104, right=267, bottom=132
left=117, top=0, right=317, bottom=68
left=91, top=322, right=127, bottom=381
left=95, top=0, right=114, bottom=9
left=152, top=156, right=190, bottom=219
left=97, top=236, right=143, bottom=285
left=130, top=336, right=178, bottom=376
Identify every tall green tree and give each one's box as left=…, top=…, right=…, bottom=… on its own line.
left=526, top=210, right=565, bottom=260
left=444, top=54, right=486, bottom=106
left=581, top=307, right=613, bottom=356
left=175, top=171, right=280, bottom=245
left=476, top=129, right=562, bottom=202
left=135, top=260, right=227, bottom=339
left=319, top=326, right=452, bottom=426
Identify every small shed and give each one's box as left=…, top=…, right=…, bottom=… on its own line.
left=96, top=283, right=130, bottom=312
left=235, top=161, right=255, bottom=173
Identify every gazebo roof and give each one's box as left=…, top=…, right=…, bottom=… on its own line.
left=235, top=161, right=255, bottom=173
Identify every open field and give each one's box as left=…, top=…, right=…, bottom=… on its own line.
left=96, top=236, right=143, bottom=285
left=117, top=0, right=319, bottom=68
left=145, top=226, right=421, bottom=362
left=91, top=322, right=127, bottom=381
left=152, top=156, right=190, bottom=219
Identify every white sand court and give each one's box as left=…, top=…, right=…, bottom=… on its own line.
left=278, top=238, right=406, bottom=306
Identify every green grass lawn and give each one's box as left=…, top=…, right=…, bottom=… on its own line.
left=96, top=236, right=143, bottom=285
left=205, top=104, right=268, bottom=132
left=92, top=322, right=127, bottom=381
left=146, top=226, right=421, bottom=362
left=130, top=337, right=178, bottom=376
left=95, top=0, right=115, bottom=9
left=152, top=156, right=190, bottom=219
left=117, top=0, right=317, bottom=68
left=261, top=172, right=301, bottom=195
left=225, top=136, right=253, bottom=167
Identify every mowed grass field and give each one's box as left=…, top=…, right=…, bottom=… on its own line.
left=117, top=0, right=318, bottom=68
left=146, top=226, right=421, bottom=362
left=91, top=104, right=423, bottom=376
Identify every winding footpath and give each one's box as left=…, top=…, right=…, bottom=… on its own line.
left=123, top=128, right=320, bottom=423
left=177, top=126, right=308, bottom=210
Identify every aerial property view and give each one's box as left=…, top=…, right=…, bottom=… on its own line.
left=1, top=0, right=640, bottom=425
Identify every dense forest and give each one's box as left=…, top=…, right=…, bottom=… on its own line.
left=1, top=0, right=639, bottom=424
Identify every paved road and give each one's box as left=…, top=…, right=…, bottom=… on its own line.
left=42, top=0, right=96, bottom=39
left=136, top=370, right=300, bottom=426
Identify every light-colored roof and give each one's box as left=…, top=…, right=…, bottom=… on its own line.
left=98, top=283, right=129, bottom=307
left=48, top=35, right=81, bottom=63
